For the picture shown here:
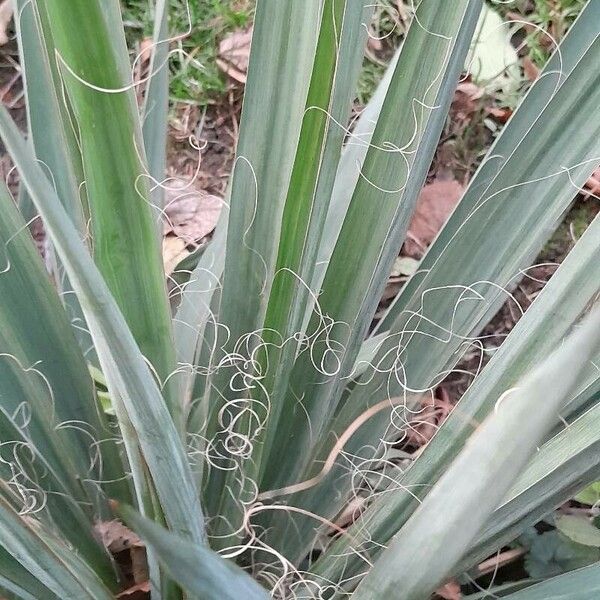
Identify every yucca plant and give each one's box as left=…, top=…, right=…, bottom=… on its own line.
left=0, top=0, right=599, bottom=598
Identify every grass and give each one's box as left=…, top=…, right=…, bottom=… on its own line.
left=121, top=0, right=252, bottom=105
left=493, top=0, right=586, bottom=66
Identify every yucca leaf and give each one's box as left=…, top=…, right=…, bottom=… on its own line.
left=0, top=546, right=53, bottom=600
left=0, top=107, right=205, bottom=545
left=311, top=214, right=600, bottom=587
left=208, top=0, right=373, bottom=551
left=334, top=0, right=600, bottom=458
left=176, top=211, right=227, bottom=410
left=14, top=0, right=97, bottom=357
left=501, top=564, right=600, bottom=599
left=120, top=504, right=269, bottom=600
left=0, top=497, right=114, bottom=599
left=142, top=0, right=169, bottom=212
left=201, top=0, right=323, bottom=533
left=351, top=305, right=600, bottom=599
left=252, top=0, right=371, bottom=486
left=374, top=0, right=600, bottom=335
left=0, top=182, right=124, bottom=578
left=259, top=0, right=482, bottom=560
left=14, top=0, right=86, bottom=231
left=38, top=0, right=179, bottom=425
left=311, top=46, right=400, bottom=295
left=301, top=1, right=600, bottom=574
left=457, top=381, right=600, bottom=574
left=273, top=0, right=482, bottom=490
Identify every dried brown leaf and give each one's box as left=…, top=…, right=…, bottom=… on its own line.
left=163, top=179, right=223, bottom=244
left=94, top=520, right=143, bottom=553
left=486, top=105, right=513, bottom=123
left=435, top=579, right=462, bottom=600
left=116, top=581, right=150, bottom=599
left=218, top=27, right=252, bottom=83
left=162, top=235, right=190, bottom=276
left=0, top=0, right=12, bottom=46
left=452, top=81, right=483, bottom=120
left=522, top=56, right=540, bottom=82
left=583, top=165, right=600, bottom=198
left=404, top=179, right=464, bottom=257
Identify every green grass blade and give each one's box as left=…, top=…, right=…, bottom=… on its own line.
left=0, top=497, right=114, bottom=599
left=120, top=504, right=270, bottom=600
left=352, top=306, right=600, bottom=600
left=38, top=0, right=179, bottom=425
left=142, top=0, right=169, bottom=211
left=0, top=107, right=205, bottom=546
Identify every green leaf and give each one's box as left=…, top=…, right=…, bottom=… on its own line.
left=0, top=546, right=57, bottom=600
left=458, top=387, right=600, bottom=576
left=0, top=497, right=114, bottom=599
left=38, top=0, right=179, bottom=426
left=307, top=1, right=600, bottom=579
left=524, top=530, right=599, bottom=579
left=119, top=504, right=269, bottom=600
left=0, top=106, right=205, bottom=545
left=273, top=0, right=482, bottom=494
left=201, top=0, right=323, bottom=535
left=142, top=0, right=170, bottom=212
left=502, top=563, right=600, bottom=600
left=262, top=0, right=482, bottom=561
left=0, top=182, right=123, bottom=579
left=351, top=306, right=600, bottom=599
left=311, top=210, right=600, bottom=587
left=555, top=515, right=600, bottom=548
left=14, top=0, right=87, bottom=231
left=576, top=482, right=600, bottom=506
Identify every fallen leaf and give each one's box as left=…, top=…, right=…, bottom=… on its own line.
left=452, top=81, right=483, bottom=120
left=522, top=56, right=540, bottom=82
left=435, top=580, right=462, bottom=600
left=163, top=235, right=190, bottom=277
left=0, top=0, right=13, bottom=46
left=116, top=581, right=150, bottom=599
left=404, top=179, right=464, bottom=257
left=367, top=35, right=383, bottom=52
left=95, top=520, right=143, bottom=553
left=583, top=165, right=600, bottom=198
left=390, top=256, right=419, bottom=279
left=466, top=4, right=520, bottom=92
left=404, top=388, right=454, bottom=447
left=163, top=178, right=223, bottom=245
left=486, top=105, right=513, bottom=123
left=217, top=27, right=252, bottom=83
